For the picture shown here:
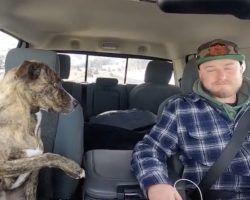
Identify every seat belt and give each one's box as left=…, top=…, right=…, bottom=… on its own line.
left=191, top=106, right=250, bottom=198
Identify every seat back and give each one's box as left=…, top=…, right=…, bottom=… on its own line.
left=86, top=77, right=127, bottom=120
left=129, top=60, right=182, bottom=114
left=58, top=53, right=70, bottom=79
left=180, top=57, right=199, bottom=94
left=4, top=48, right=84, bottom=199
left=157, top=58, right=199, bottom=182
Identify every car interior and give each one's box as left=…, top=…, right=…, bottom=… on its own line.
left=1, top=0, right=250, bottom=199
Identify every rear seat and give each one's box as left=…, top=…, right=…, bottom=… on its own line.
left=86, top=77, right=128, bottom=120
left=59, top=58, right=182, bottom=151
left=61, top=60, right=182, bottom=122
left=88, top=60, right=182, bottom=130
left=84, top=60, right=182, bottom=152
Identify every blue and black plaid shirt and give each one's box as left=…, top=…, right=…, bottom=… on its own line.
left=131, top=92, right=250, bottom=198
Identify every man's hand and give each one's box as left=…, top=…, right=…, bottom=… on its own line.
left=148, top=184, right=182, bottom=200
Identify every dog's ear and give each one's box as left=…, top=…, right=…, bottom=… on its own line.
left=16, top=61, right=41, bottom=80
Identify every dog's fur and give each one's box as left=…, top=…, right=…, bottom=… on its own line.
left=0, top=61, right=84, bottom=200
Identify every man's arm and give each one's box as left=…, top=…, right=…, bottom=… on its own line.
left=131, top=99, right=180, bottom=198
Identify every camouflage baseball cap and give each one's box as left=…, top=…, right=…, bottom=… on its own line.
left=196, top=39, right=245, bottom=66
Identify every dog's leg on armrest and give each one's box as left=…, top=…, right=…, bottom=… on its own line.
left=24, top=171, right=39, bottom=200
left=0, top=153, right=85, bottom=179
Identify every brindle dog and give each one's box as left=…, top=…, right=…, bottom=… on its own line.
left=0, top=60, right=84, bottom=200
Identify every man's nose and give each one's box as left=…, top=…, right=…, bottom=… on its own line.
left=217, top=69, right=227, bottom=80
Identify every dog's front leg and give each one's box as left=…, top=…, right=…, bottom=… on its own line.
left=0, top=153, right=85, bottom=179
left=24, top=171, right=39, bottom=200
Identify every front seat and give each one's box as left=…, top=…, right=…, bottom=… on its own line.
left=4, top=48, right=84, bottom=200
left=157, top=58, right=199, bottom=182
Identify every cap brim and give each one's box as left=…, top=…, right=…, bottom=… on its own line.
left=196, top=54, right=245, bottom=66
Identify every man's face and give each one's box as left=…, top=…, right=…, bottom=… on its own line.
left=198, top=59, right=243, bottom=99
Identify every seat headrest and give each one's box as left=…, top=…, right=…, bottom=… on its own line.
left=144, top=60, right=173, bottom=84
left=96, top=77, right=118, bottom=87
left=181, top=58, right=199, bottom=94
left=4, top=48, right=60, bottom=74
left=58, top=54, right=70, bottom=79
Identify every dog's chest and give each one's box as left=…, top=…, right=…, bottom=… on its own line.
left=0, top=112, right=44, bottom=192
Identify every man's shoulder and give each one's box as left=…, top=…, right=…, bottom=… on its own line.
left=167, top=92, right=200, bottom=104
left=159, top=92, right=202, bottom=114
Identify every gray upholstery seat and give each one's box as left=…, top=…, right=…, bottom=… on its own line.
left=87, top=61, right=181, bottom=141
left=129, top=60, right=182, bottom=114
left=4, top=48, right=84, bottom=200
left=83, top=150, right=141, bottom=199
left=58, top=53, right=71, bottom=79
left=180, top=57, right=199, bottom=94
left=156, top=59, right=199, bottom=184
left=158, top=57, right=198, bottom=116
left=86, top=77, right=127, bottom=120
left=59, top=54, right=87, bottom=117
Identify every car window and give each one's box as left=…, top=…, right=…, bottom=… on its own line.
left=63, top=53, right=175, bottom=85
left=126, top=58, right=151, bottom=84
left=87, top=55, right=126, bottom=83
left=64, top=53, right=86, bottom=82
left=0, top=31, right=19, bottom=78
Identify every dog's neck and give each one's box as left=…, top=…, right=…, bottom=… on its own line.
left=0, top=86, right=35, bottom=134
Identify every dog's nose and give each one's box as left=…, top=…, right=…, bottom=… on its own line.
left=73, top=99, right=79, bottom=108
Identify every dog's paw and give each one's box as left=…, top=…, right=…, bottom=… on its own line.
left=78, top=169, right=85, bottom=179
left=68, top=168, right=85, bottom=179
left=64, top=166, right=85, bottom=179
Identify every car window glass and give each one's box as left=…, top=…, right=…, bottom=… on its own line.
left=87, top=55, right=126, bottom=83
left=62, top=53, right=175, bottom=85
left=0, top=31, right=18, bottom=78
left=126, top=58, right=175, bottom=85
left=126, top=58, right=151, bottom=84
left=65, top=53, right=86, bottom=83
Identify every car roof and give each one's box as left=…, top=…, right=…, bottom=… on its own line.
left=1, top=0, right=249, bottom=62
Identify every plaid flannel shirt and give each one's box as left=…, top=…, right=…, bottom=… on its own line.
left=131, top=92, right=250, bottom=198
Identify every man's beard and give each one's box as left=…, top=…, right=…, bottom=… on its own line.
left=211, top=89, right=236, bottom=98
left=202, top=83, right=241, bottom=99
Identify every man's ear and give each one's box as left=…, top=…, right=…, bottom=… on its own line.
left=241, top=61, right=246, bottom=73
left=15, top=60, right=41, bottom=80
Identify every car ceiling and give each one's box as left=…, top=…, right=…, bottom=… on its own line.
left=0, top=0, right=250, bottom=61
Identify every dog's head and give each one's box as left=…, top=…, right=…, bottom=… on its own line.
left=13, top=60, right=77, bottom=113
